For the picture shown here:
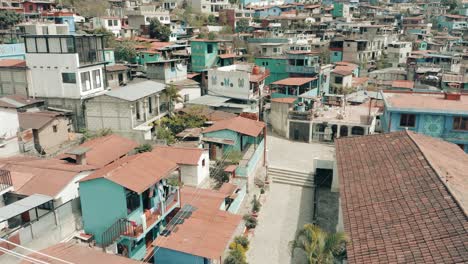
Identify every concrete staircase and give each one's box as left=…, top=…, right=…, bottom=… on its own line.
left=268, top=167, right=314, bottom=188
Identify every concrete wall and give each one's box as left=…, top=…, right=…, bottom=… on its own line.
left=0, top=68, right=29, bottom=96
left=79, top=178, right=127, bottom=244
left=85, top=95, right=133, bottom=132
left=55, top=171, right=92, bottom=206
left=208, top=65, right=253, bottom=100
left=37, top=116, right=71, bottom=154
left=0, top=108, right=19, bottom=138
left=270, top=101, right=291, bottom=137
left=181, top=151, right=210, bottom=187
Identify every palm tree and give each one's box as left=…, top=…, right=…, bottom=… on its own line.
left=165, top=84, right=183, bottom=113
left=289, top=224, right=348, bottom=264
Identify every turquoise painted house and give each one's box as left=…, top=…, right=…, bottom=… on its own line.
left=270, top=77, right=319, bottom=99
left=202, top=116, right=266, bottom=178
left=153, top=186, right=242, bottom=264
left=79, top=152, right=181, bottom=260
left=381, top=91, right=468, bottom=153
left=191, top=40, right=220, bottom=72
left=255, top=57, right=289, bottom=85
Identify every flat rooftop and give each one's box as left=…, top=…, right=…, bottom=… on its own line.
left=312, top=104, right=380, bottom=126
left=382, top=91, right=468, bottom=114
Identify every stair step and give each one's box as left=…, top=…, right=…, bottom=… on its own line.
left=269, top=168, right=312, bottom=177
left=268, top=167, right=312, bottom=175
left=271, top=176, right=314, bottom=184
left=272, top=178, right=315, bottom=188
left=269, top=172, right=314, bottom=181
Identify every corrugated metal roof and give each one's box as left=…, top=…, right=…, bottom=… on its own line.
left=105, top=80, right=165, bottom=101
left=0, top=194, right=53, bottom=222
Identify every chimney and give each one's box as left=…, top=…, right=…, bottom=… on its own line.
left=65, top=147, right=90, bottom=165
left=444, top=92, right=461, bottom=101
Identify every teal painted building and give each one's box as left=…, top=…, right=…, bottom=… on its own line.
left=332, top=3, right=346, bottom=18
left=201, top=116, right=266, bottom=177
left=133, top=51, right=161, bottom=66
left=255, top=57, right=289, bottom=85
left=330, top=50, right=343, bottom=63
left=191, top=40, right=220, bottom=72
left=381, top=91, right=468, bottom=153
left=104, top=49, right=116, bottom=66
left=79, top=152, right=181, bottom=260
left=436, top=15, right=468, bottom=32
left=0, top=44, right=26, bottom=60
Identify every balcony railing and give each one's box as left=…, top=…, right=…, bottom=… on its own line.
left=289, top=110, right=313, bottom=120
left=101, top=218, right=142, bottom=249
left=0, top=169, right=13, bottom=193
left=286, top=65, right=317, bottom=74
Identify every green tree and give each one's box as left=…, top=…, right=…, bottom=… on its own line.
left=208, top=31, right=217, bottom=40
left=207, top=14, right=217, bottom=25
left=156, top=126, right=176, bottom=144
left=164, top=84, right=183, bottom=112
left=236, top=18, right=250, bottom=33
left=0, top=10, right=21, bottom=30
left=251, top=195, right=261, bottom=213
left=289, top=224, right=348, bottom=264
left=114, top=41, right=137, bottom=62
left=62, top=0, right=109, bottom=17
left=149, top=19, right=171, bottom=41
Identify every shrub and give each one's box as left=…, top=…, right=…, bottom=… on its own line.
left=251, top=195, right=261, bottom=213
left=224, top=243, right=247, bottom=264
left=233, top=236, right=249, bottom=250
left=260, top=188, right=265, bottom=194
left=243, top=214, right=258, bottom=229
left=135, top=143, right=152, bottom=153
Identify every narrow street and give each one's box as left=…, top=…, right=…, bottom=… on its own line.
left=247, top=134, right=334, bottom=264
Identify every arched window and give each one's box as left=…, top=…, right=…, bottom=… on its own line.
left=351, top=126, right=365, bottom=135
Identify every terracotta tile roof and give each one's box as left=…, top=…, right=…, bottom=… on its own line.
left=21, top=242, right=141, bottom=264
left=336, top=131, right=468, bottom=264
left=58, top=134, right=138, bottom=168
left=0, top=59, right=26, bottom=68
left=271, top=97, right=296, bottom=104
left=219, top=53, right=236, bottom=59
left=0, top=158, right=95, bottom=197
left=153, top=187, right=242, bottom=259
left=106, top=64, right=128, bottom=72
left=18, top=111, right=66, bottom=130
left=203, top=116, right=265, bottom=137
left=271, top=77, right=317, bottom=86
left=391, top=80, right=414, bottom=89
left=332, top=69, right=353, bottom=76
left=218, top=182, right=238, bottom=196
left=80, top=152, right=178, bottom=193
left=335, top=65, right=357, bottom=73
left=352, top=77, right=368, bottom=87
left=382, top=92, right=468, bottom=113
left=152, top=146, right=204, bottom=165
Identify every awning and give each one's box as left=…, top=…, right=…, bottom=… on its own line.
left=0, top=194, right=53, bottom=222
left=202, top=137, right=235, bottom=145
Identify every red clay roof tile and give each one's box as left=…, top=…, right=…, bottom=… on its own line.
left=336, top=131, right=468, bottom=264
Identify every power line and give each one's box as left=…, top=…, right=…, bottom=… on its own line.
left=143, top=136, right=241, bottom=263
left=0, top=238, right=74, bottom=264
left=0, top=246, right=50, bottom=264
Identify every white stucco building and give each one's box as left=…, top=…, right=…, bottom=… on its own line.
left=152, top=146, right=210, bottom=187
left=24, top=34, right=108, bottom=129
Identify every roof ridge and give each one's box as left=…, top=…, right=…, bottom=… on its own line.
left=405, top=130, right=467, bottom=217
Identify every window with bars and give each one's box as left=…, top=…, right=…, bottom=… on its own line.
left=400, top=114, right=416, bottom=127
left=453, top=116, right=468, bottom=131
